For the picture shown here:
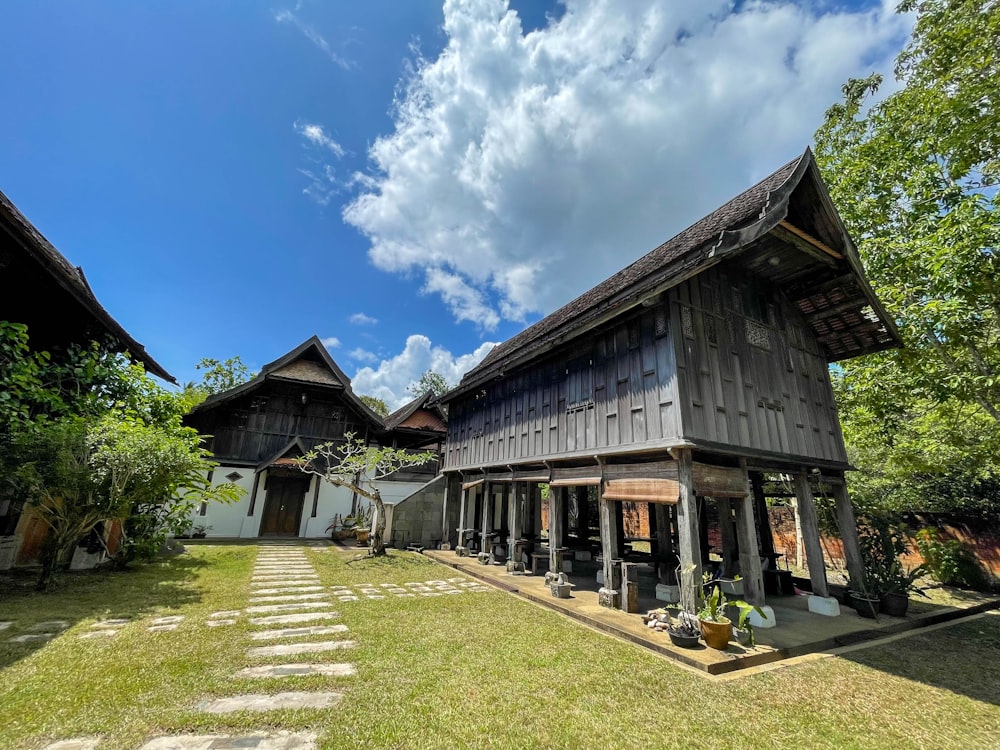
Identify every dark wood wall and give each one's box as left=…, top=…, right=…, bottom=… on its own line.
left=671, top=265, right=846, bottom=463
left=444, top=262, right=847, bottom=471
left=192, top=384, right=367, bottom=464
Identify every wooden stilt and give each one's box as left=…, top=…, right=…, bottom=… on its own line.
left=549, top=486, right=566, bottom=573
left=750, top=472, right=776, bottom=558
left=794, top=471, right=829, bottom=597
left=676, top=448, right=702, bottom=612
left=654, top=504, right=674, bottom=584
left=598, top=494, right=621, bottom=603
left=833, top=479, right=865, bottom=591
left=736, top=460, right=764, bottom=604
left=717, top=497, right=738, bottom=576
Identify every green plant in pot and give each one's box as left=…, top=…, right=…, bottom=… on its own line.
left=847, top=568, right=882, bottom=619
left=697, top=585, right=732, bottom=650
left=729, top=599, right=767, bottom=647
left=666, top=609, right=702, bottom=648
left=880, top=561, right=928, bottom=617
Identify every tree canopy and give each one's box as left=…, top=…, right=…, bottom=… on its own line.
left=359, top=394, right=390, bottom=417
left=815, top=0, right=1000, bottom=514
left=406, top=370, right=453, bottom=399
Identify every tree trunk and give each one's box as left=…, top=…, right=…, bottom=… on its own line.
left=369, top=490, right=387, bottom=557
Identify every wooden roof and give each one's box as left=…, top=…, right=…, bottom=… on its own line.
left=384, top=391, right=447, bottom=434
left=447, top=148, right=899, bottom=400
left=0, top=189, right=174, bottom=382
left=191, top=335, right=383, bottom=428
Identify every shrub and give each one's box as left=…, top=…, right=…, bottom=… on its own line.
left=914, top=528, right=993, bottom=591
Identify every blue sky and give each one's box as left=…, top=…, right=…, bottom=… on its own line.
left=0, top=0, right=911, bottom=408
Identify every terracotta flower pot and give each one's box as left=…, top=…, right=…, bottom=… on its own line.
left=699, top=618, right=732, bottom=650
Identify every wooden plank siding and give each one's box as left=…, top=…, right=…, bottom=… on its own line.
left=670, top=265, right=845, bottom=463
left=444, top=260, right=847, bottom=472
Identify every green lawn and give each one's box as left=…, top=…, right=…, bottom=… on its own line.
left=1, top=544, right=999, bottom=749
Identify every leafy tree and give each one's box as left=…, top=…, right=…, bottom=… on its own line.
left=193, top=356, right=254, bottom=396
left=297, top=433, right=435, bottom=557
left=815, top=0, right=1000, bottom=513
left=406, top=370, right=452, bottom=398
left=359, top=394, right=390, bottom=417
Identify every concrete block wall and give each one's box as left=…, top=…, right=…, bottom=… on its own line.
left=385, top=474, right=446, bottom=548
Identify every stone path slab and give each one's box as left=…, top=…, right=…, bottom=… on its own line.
left=246, top=602, right=332, bottom=614
left=138, top=731, right=317, bottom=749
left=209, top=611, right=241, bottom=618
left=251, top=624, right=349, bottom=640
left=249, top=612, right=340, bottom=626
left=151, top=616, right=185, bottom=625
left=197, top=691, right=342, bottom=713
left=252, top=586, right=325, bottom=595
left=249, top=593, right=330, bottom=604
left=236, top=663, right=357, bottom=679
left=0, top=621, right=12, bottom=631
left=251, top=576, right=320, bottom=582
left=148, top=624, right=179, bottom=633
left=206, top=619, right=236, bottom=627
left=248, top=640, right=357, bottom=658
left=31, top=620, right=70, bottom=631
left=10, top=633, right=55, bottom=643
left=41, top=739, right=100, bottom=750
left=80, top=629, right=119, bottom=639
left=93, top=618, right=130, bottom=627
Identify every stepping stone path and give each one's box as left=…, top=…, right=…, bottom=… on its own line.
left=148, top=615, right=185, bottom=633
left=8, top=620, right=71, bottom=644
left=330, top=577, right=490, bottom=601
left=191, top=542, right=359, bottom=731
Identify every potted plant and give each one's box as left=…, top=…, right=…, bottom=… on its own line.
left=697, top=585, right=732, bottom=650
left=847, top=570, right=882, bottom=619
left=880, top=561, right=928, bottom=617
left=666, top=610, right=702, bottom=648
left=729, top=599, right=767, bottom=647
left=191, top=524, right=211, bottom=539
left=175, top=519, right=193, bottom=539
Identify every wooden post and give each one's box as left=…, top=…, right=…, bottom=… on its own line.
left=576, top=486, right=590, bottom=541
left=456, top=486, right=469, bottom=553
left=598, top=494, right=620, bottom=588
left=480, top=483, right=492, bottom=556
left=750, top=472, right=776, bottom=558
left=735, top=460, right=764, bottom=604
left=716, top=497, right=738, bottom=576
left=832, top=479, right=865, bottom=591
left=508, top=482, right=523, bottom=561
left=654, top=503, right=674, bottom=584
left=549, top=486, right=566, bottom=572
left=532, top=484, right=543, bottom=537
left=676, top=448, right=702, bottom=612
left=794, top=471, right=829, bottom=597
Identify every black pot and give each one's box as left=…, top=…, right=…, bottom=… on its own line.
left=852, top=594, right=881, bottom=619
left=880, top=592, right=909, bottom=617
left=668, top=631, right=701, bottom=648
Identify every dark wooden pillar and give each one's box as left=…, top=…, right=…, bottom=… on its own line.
left=456, top=486, right=469, bottom=553
left=598, top=495, right=620, bottom=588
left=832, top=478, right=865, bottom=591
left=480, top=483, right=492, bottom=553
left=615, top=499, right=626, bottom=553
left=735, top=460, right=764, bottom=603
left=442, top=473, right=461, bottom=549
left=794, top=471, right=829, bottom=597
left=676, top=448, right=702, bottom=612
left=508, top=482, right=524, bottom=561
left=717, top=497, right=738, bottom=576
left=575, top=486, right=590, bottom=540
left=750, top=472, right=776, bottom=558
left=654, top=503, right=674, bottom=584
left=549, top=486, right=566, bottom=572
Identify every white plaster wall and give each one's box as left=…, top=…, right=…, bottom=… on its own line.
left=188, top=466, right=256, bottom=538
left=375, top=480, right=427, bottom=505
left=300, top=479, right=356, bottom=538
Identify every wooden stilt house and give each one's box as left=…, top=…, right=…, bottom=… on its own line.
left=437, top=148, right=901, bottom=613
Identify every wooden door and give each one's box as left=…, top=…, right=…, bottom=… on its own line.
left=259, top=476, right=309, bottom=536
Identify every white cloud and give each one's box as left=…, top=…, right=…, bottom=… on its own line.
left=295, top=121, right=346, bottom=158
left=321, top=336, right=341, bottom=349
left=350, top=347, right=379, bottom=363
left=343, top=0, right=913, bottom=329
left=294, top=122, right=347, bottom=206
left=349, top=312, right=379, bottom=326
left=351, top=334, right=497, bottom=409
left=275, top=8, right=353, bottom=69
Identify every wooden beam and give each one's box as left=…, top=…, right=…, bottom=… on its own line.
left=833, top=481, right=865, bottom=591
left=750, top=471, right=776, bottom=558
left=676, top=448, right=702, bottom=612
left=717, top=497, right=738, bottom=576
left=549, top=486, right=566, bottom=572
left=736, top=460, right=765, bottom=604
left=770, top=226, right=838, bottom=268
left=794, top=472, right=829, bottom=597
left=777, top=220, right=844, bottom=260
left=598, top=494, right=621, bottom=590
left=654, top=503, right=674, bottom=584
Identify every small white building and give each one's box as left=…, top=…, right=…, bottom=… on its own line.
left=184, top=336, right=443, bottom=540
